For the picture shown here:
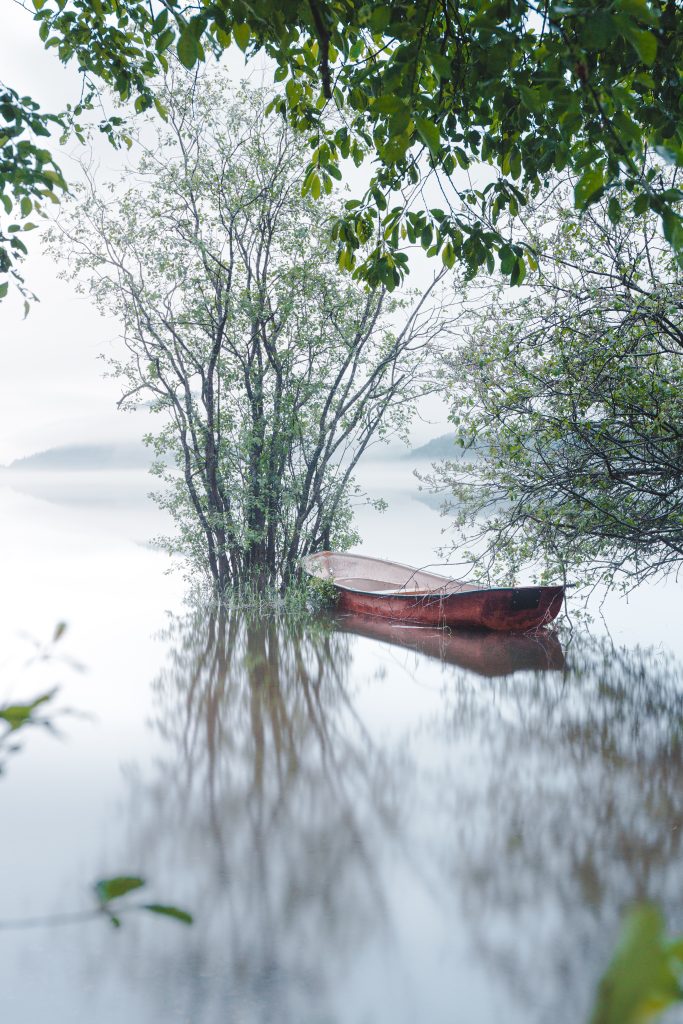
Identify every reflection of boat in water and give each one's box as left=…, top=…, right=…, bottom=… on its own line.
left=333, top=612, right=566, bottom=677
left=303, top=551, right=564, bottom=632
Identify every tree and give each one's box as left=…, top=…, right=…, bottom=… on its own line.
left=51, top=76, right=448, bottom=594
left=429, top=179, right=683, bottom=592
left=5, top=0, right=683, bottom=294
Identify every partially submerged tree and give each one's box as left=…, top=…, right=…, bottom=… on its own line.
left=54, top=76, right=448, bottom=593
left=430, top=181, right=683, bottom=592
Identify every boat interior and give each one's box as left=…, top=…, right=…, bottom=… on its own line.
left=304, top=552, right=483, bottom=595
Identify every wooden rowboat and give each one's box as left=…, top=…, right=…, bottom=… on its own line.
left=302, top=551, right=564, bottom=632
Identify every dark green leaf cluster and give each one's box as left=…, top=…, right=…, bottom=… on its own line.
left=9, top=0, right=683, bottom=295
left=0, top=84, right=67, bottom=302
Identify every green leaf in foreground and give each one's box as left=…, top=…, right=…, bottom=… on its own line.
left=589, top=905, right=683, bottom=1024
left=177, top=29, right=199, bottom=69
left=233, top=23, right=250, bottom=52
left=95, top=876, right=145, bottom=904
left=0, top=690, right=57, bottom=731
left=93, top=876, right=193, bottom=926
left=52, top=621, right=67, bottom=643
left=142, top=903, right=193, bottom=925
left=415, top=116, right=440, bottom=157
left=575, top=167, right=605, bottom=208
left=623, top=25, right=658, bottom=66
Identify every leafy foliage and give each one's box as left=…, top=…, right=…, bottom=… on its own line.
left=94, top=875, right=193, bottom=927
left=429, top=178, right=683, bottom=592
left=0, top=689, right=57, bottom=733
left=0, top=624, right=193, bottom=932
left=6, top=0, right=683, bottom=295
left=0, top=85, right=67, bottom=303
left=590, top=905, right=683, bottom=1024
left=0, top=621, right=73, bottom=773
left=94, top=875, right=146, bottom=902
left=51, top=77, right=448, bottom=593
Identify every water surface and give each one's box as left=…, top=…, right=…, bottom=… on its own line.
left=1, top=465, right=682, bottom=1023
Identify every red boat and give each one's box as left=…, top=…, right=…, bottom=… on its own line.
left=302, top=551, right=564, bottom=632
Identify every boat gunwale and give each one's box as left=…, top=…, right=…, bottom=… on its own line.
left=303, top=550, right=475, bottom=593
left=331, top=582, right=563, bottom=599
left=303, top=552, right=564, bottom=602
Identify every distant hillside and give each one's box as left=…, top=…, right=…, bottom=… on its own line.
left=4, top=443, right=153, bottom=472
left=407, top=433, right=482, bottom=462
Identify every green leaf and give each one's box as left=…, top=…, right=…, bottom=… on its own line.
left=177, top=30, right=199, bottom=69
left=233, top=23, right=250, bottom=52
left=52, top=621, right=67, bottom=642
left=574, top=167, right=605, bottom=208
left=519, top=85, right=541, bottom=112
left=155, top=28, right=174, bottom=54
left=661, top=207, right=683, bottom=249
left=589, top=905, right=683, bottom=1024
left=369, top=6, right=391, bottom=31
left=415, top=116, right=440, bottom=157
left=510, top=256, right=526, bottom=286
left=0, top=690, right=57, bottom=730
left=617, top=0, right=660, bottom=27
left=152, top=9, right=169, bottom=32
left=372, top=95, right=403, bottom=114
left=142, top=904, right=193, bottom=925
left=0, top=281, right=8, bottom=300
left=95, top=876, right=145, bottom=904
left=499, top=244, right=516, bottom=275
left=623, top=26, right=657, bottom=65
left=285, top=78, right=302, bottom=107
left=633, top=193, right=649, bottom=215
left=607, top=197, right=622, bottom=223
left=582, top=12, right=615, bottom=49
left=430, top=53, right=453, bottom=79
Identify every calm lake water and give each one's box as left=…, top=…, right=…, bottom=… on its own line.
left=1, top=458, right=682, bottom=1023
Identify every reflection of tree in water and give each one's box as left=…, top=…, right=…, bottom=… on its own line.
left=126, top=607, right=410, bottom=1022
left=436, top=638, right=683, bottom=1022
left=113, top=613, right=683, bottom=1024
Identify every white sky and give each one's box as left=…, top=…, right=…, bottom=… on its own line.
left=0, top=5, right=450, bottom=463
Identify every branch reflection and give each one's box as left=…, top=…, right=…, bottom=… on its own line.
left=435, top=639, right=683, bottom=1020
left=127, top=606, right=410, bottom=1018
left=115, top=611, right=683, bottom=1024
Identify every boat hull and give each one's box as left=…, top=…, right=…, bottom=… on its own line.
left=335, top=584, right=564, bottom=632
left=302, top=551, right=564, bottom=632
